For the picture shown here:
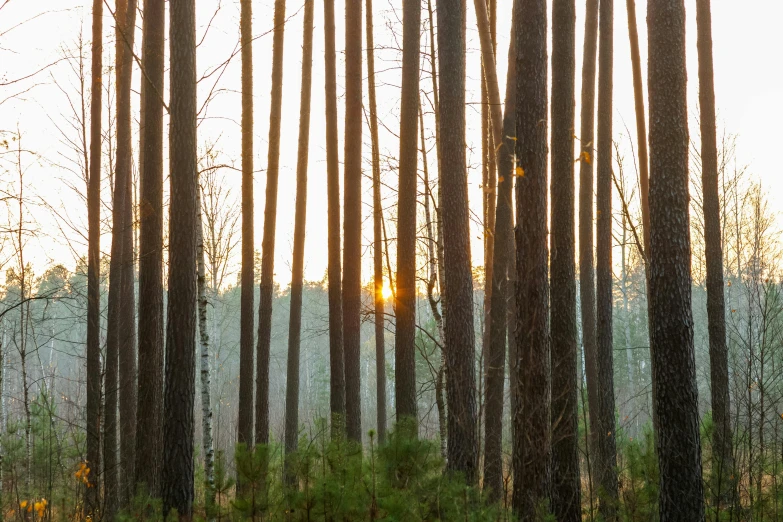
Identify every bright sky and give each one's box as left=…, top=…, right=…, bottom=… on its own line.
left=1, top=0, right=781, bottom=287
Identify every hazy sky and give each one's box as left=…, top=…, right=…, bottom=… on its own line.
left=2, top=0, right=781, bottom=287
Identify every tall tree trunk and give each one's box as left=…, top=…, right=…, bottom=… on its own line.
left=85, top=0, right=103, bottom=513
left=475, top=0, right=515, bottom=500
left=135, top=0, right=164, bottom=498
left=647, top=1, right=706, bottom=520
left=512, top=0, right=550, bottom=517
left=256, top=0, right=286, bottom=447
left=343, top=0, right=363, bottom=443
left=595, top=0, right=619, bottom=517
left=437, top=0, right=478, bottom=484
left=324, top=0, right=346, bottom=438
left=284, top=0, right=314, bottom=485
left=238, top=0, right=255, bottom=452
left=625, top=0, right=650, bottom=256
left=578, top=1, right=601, bottom=496
left=161, top=0, right=198, bottom=513
left=105, top=0, right=138, bottom=513
left=393, top=0, right=420, bottom=428
left=117, top=0, right=139, bottom=508
left=366, top=0, right=386, bottom=444
left=696, top=0, right=734, bottom=507
left=549, top=0, right=581, bottom=519
left=426, top=0, right=448, bottom=458
left=196, top=185, right=216, bottom=509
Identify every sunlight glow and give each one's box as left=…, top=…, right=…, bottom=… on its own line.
left=381, top=282, right=393, bottom=301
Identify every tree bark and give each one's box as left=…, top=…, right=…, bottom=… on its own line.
left=323, top=0, right=346, bottom=438
left=366, top=0, right=386, bottom=444
left=512, top=0, right=550, bottom=517
left=343, top=0, right=363, bottom=443
left=596, top=0, right=619, bottom=517
left=578, top=2, right=601, bottom=496
left=256, top=0, right=286, bottom=447
left=161, top=0, right=198, bottom=514
left=393, top=0, right=420, bottom=428
left=135, top=0, right=165, bottom=498
left=85, top=0, right=103, bottom=513
left=437, top=0, right=478, bottom=483
left=549, top=0, right=582, bottom=519
left=647, top=1, right=706, bottom=520
left=238, top=0, right=255, bottom=452
left=696, top=0, right=734, bottom=508
left=284, top=0, right=314, bottom=485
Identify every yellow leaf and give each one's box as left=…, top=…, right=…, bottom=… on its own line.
left=515, top=166, right=525, bottom=177
left=20, top=501, right=28, bottom=509
left=580, top=151, right=592, bottom=164
left=498, top=176, right=505, bottom=183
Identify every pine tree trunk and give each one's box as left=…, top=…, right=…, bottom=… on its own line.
left=647, top=1, right=706, bottom=519
left=366, top=0, right=386, bottom=444
left=595, top=0, right=619, bottom=517
left=625, top=0, right=650, bottom=255
left=323, top=0, right=346, bottom=438
left=114, top=0, right=139, bottom=509
left=476, top=0, right=515, bottom=500
left=284, top=0, right=314, bottom=485
left=161, top=0, right=198, bottom=513
left=135, top=0, right=165, bottom=498
left=393, top=0, right=421, bottom=428
left=343, top=0, right=364, bottom=443
left=437, top=0, right=478, bottom=484
left=578, top=2, right=601, bottom=497
left=550, top=0, right=582, bottom=519
left=512, top=0, right=550, bottom=517
left=85, top=0, right=103, bottom=513
left=238, top=0, right=256, bottom=452
left=426, top=0, right=448, bottom=458
left=696, top=0, right=734, bottom=508
left=196, top=186, right=216, bottom=510
left=256, top=0, right=286, bottom=447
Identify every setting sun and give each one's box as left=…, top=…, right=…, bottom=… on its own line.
left=381, top=282, right=393, bottom=301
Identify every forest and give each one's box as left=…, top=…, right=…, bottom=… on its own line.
left=1, top=0, right=782, bottom=519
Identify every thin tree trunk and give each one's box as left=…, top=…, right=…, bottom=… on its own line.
left=512, top=0, right=550, bottom=517
left=478, top=2, right=516, bottom=501
left=196, top=185, right=216, bottom=510
left=393, top=0, right=421, bottom=428
left=550, top=0, right=582, bottom=519
left=256, top=0, right=286, bottom=447
left=595, top=0, right=619, bottom=517
left=238, top=0, right=255, bottom=452
left=284, top=0, right=314, bottom=486
left=135, top=0, right=165, bottom=498
left=625, top=0, right=650, bottom=256
left=647, top=1, right=706, bottom=519
left=343, top=0, right=363, bottom=443
left=112, top=0, right=139, bottom=510
left=578, top=1, right=601, bottom=497
left=426, top=0, right=448, bottom=459
left=366, top=0, right=386, bottom=444
left=85, top=0, right=103, bottom=512
left=437, top=0, right=478, bottom=483
left=161, top=0, right=198, bottom=513
left=324, top=0, right=346, bottom=438
left=696, top=0, right=734, bottom=507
